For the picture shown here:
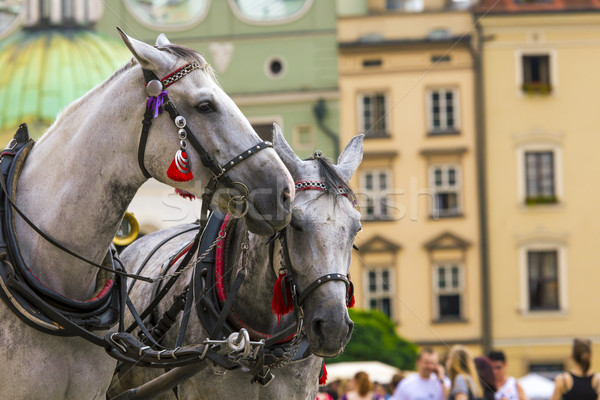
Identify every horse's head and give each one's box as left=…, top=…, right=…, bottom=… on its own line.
left=118, top=30, right=293, bottom=235
left=273, top=124, right=363, bottom=358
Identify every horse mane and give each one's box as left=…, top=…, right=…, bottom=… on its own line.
left=160, top=43, right=219, bottom=84
left=312, top=156, right=357, bottom=205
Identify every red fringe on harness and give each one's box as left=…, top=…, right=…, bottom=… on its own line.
left=347, top=290, right=355, bottom=308
left=175, top=188, right=196, bottom=200
left=167, top=150, right=193, bottom=182
left=319, top=362, right=328, bottom=385
left=272, top=273, right=293, bottom=325
left=346, top=274, right=355, bottom=308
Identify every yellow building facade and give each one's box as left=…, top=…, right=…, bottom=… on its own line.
left=338, top=0, right=485, bottom=357
left=339, top=0, right=600, bottom=379
left=477, top=0, right=600, bottom=378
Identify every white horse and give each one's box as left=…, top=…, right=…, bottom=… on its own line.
left=0, top=31, right=293, bottom=399
left=109, top=125, right=364, bottom=400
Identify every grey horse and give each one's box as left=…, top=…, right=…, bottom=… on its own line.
left=0, top=31, right=293, bottom=399
left=109, top=124, right=364, bottom=399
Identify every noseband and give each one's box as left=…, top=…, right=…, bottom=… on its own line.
left=137, top=62, right=272, bottom=219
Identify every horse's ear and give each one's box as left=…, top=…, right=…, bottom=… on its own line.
left=272, top=123, right=302, bottom=174
left=117, top=27, right=171, bottom=72
left=335, top=134, right=364, bottom=182
left=156, top=33, right=171, bottom=48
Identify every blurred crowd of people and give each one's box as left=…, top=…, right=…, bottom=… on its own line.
left=319, top=338, right=598, bottom=400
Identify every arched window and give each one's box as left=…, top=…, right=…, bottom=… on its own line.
left=229, top=0, right=312, bottom=24
left=124, top=0, right=210, bottom=30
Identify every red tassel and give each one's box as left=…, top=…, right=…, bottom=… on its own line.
left=347, top=279, right=355, bottom=308
left=347, top=292, right=355, bottom=308
left=272, top=273, right=293, bottom=325
left=175, top=188, right=196, bottom=200
left=319, top=362, right=327, bottom=385
left=167, top=150, right=193, bottom=182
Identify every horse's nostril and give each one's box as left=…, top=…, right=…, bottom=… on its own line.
left=281, top=187, right=292, bottom=210
left=311, top=318, right=325, bottom=338
left=345, top=320, right=354, bottom=342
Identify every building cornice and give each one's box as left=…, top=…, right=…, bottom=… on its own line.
left=362, top=150, right=399, bottom=159
left=231, top=89, right=338, bottom=106
left=420, top=147, right=468, bottom=157
left=358, top=235, right=402, bottom=253
left=424, top=231, right=472, bottom=251
left=339, top=36, right=471, bottom=51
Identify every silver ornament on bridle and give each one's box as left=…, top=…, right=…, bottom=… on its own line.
left=174, top=150, right=190, bottom=174
left=172, top=116, right=190, bottom=162
left=146, top=79, right=163, bottom=97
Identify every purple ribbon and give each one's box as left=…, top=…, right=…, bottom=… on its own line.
left=146, top=91, right=168, bottom=118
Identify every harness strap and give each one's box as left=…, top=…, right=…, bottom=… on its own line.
left=127, top=296, right=164, bottom=349
left=209, top=268, right=246, bottom=339
left=0, top=171, right=152, bottom=283
left=126, top=229, right=202, bottom=334
left=129, top=225, right=198, bottom=294
left=7, top=265, right=115, bottom=346
left=175, top=285, right=194, bottom=347
left=149, top=286, right=187, bottom=344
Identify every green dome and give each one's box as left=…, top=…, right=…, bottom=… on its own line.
left=0, top=29, right=130, bottom=139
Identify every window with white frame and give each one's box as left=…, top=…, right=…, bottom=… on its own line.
left=358, top=93, right=388, bottom=137
left=433, top=263, right=463, bottom=320
left=365, top=268, right=393, bottom=318
left=359, top=169, right=392, bottom=220
left=429, top=164, right=461, bottom=217
left=427, top=88, right=459, bottom=135
left=527, top=250, right=560, bottom=311
left=525, top=151, right=557, bottom=204
left=520, top=244, right=567, bottom=314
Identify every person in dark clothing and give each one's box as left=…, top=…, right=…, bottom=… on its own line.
left=550, top=338, right=600, bottom=400
left=475, top=356, right=496, bottom=400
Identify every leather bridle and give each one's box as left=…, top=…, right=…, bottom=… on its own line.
left=137, top=62, right=273, bottom=223
left=275, top=181, right=355, bottom=313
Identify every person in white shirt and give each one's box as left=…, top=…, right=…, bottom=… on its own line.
left=488, top=350, right=528, bottom=400
left=392, top=347, right=450, bottom=400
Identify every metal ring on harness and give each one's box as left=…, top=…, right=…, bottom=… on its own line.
left=227, top=328, right=252, bottom=358
left=226, top=182, right=249, bottom=218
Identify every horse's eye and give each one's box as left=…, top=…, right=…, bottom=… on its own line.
left=196, top=102, right=214, bottom=113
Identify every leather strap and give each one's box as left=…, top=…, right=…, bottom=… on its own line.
left=209, top=268, right=246, bottom=339
left=296, top=273, right=350, bottom=306
left=137, top=106, right=154, bottom=179
left=125, top=229, right=202, bottom=334
left=175, top=285, right=194, bottom=347
left=220, top=141, right=273, bottom=176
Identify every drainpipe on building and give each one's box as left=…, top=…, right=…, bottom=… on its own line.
left=468, top=20, right=492, bottom=354
left=313, top=98, right=340, bottom=159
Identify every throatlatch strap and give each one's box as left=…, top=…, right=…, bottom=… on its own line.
left=138, top=107, right=154, bottom=179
